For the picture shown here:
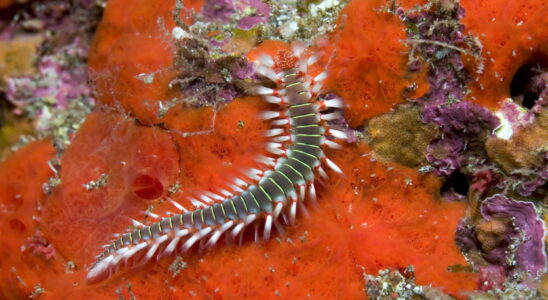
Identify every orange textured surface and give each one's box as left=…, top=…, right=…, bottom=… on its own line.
left=0, top=0, right=482, bottom=298
left=0, top=141, right=55, bottom=299
left=40, top=111, right=180, bottom=265
left=0, top=128, right=478, bottom=299
left=325, top=0, right=429, bottom=127
left=460, top=0, right=548, bottom=107
left=88, top=0, right=204, bottom=124
left=162, top=97, right=271, bottom=198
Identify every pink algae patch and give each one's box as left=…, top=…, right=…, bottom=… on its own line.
left=40, top=111, right=180, bottom=266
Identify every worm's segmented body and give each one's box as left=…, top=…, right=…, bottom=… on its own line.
left=87, top=43, right=346, bottom=283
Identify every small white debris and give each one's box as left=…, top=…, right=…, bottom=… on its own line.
left=136, top=73, right=155, bottom=84
left=172, top=26, right=188, bottom=40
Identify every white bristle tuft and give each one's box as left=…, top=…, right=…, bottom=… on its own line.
left=258, top=54, right=274, bottom=67
left=321, top=112, right=340, bottom=121
left=206, top=230, right=223, bottom=248
left=234, top=177, right=247, bottom=187
left=291, top=42, right=306, bottom=57
left=255, top=66, right=278, bottom=82
left=156, top=235, right=169, bottom=244
left=324, top=98, right=344, bottom=108
left=175, top=228, right=190, bottom=237
left=298, top=57, right=308, bottom=73
left=311, top=83, right=323, bottom=94
left=230, top=222, right=245, bottom=238
left=190, top=198, right=206, bottom=208
left=199, top=194, right=214, bottom=204
left=308, top=183, right=317, bottom=204
left=130, top=219, right=144, bottom=227
left=112, top=247, right=128, bottom=265
left=288, top=190, right=297, bottom=202
left=205, top=191, right=224, bottom=201
left=264, top=128, right=284, bottom=137
left=256, top=155, right=276, bottom=167
left=164, top=237, right=181, bottom=255
left=244, top=214, right=257, bottom=225
left=329, top=129, right=348, bottom=140
left=271, top=118, right=289, bottom=126
left=264, top=95, right=282, bottom=104
left=298, top=184, right=306, bottom=201
left=313, top=72, right=327, bottom=82
left=272, top=135, right=290, bottom=143
left=290, top=201, right=297, bottom=224
left=273, top=202, right=283, bottom=219
left=144, top=243, right=159, bottom=260
left=307, top=55, right=319, bottom=66
left=317, top=166, right=329, bottom=180
left=255, top=86, right=275, bottom=95
left=219, top=189, right=233, bottom=197
left=325, top=157, right=343, bottom=174
left=264, top=215, right=273, bottom=241
left=124, top=242, right=146, bottom=260
left=245, top=168, right=263, bottom=180
left=181, top=231, right=200, bottom=252
left=168, top=199, right=186, bottom=212
left=261, top=111, right=281, bottom=120
left=146, top=211, right=160, bottom=219
left=229, top=184, right=244, bottom=193
left=324, top=140, right=342, bottom=149
left=207, top=221, right=234, bottom=247
left=266, top=143, right=285, bottom=155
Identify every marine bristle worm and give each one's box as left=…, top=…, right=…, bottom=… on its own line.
left=86, top=43, right=346, bottom=283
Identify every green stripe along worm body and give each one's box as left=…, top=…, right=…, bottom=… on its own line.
left=86, top=43, right=347, bottom=283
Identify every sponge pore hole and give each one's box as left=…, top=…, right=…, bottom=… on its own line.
left=132, top=174, right=164, bottom=200
left=8, top=218, right=26, bottom=234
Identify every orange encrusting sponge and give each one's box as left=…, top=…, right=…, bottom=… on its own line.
left=325, top=0, right=429, bottom=127
left=460, top=0, right=548, bottom=108
left=0, top=141, right=55, bottom=299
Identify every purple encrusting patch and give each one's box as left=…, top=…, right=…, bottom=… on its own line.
left=201, top=0, right=270, bottom=29
left=480, top=194, right=547, bottom=278
left=202, top=0, right=236, bottom=22
left=238, top=16, right=264, bottom=30
left=6, top=39, right=93, bottom=114
left=397, top=4, right=500, bottom=177
left=236, top=0, right=270, bottom=29
left=513, top=151, right=548, bottom=197
left=423, top=101, right=499, bottom=176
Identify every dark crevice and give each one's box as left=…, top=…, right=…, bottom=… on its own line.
left=510, top=54, right=547, bottom=109
left=441, top=170, right=469, bottom=196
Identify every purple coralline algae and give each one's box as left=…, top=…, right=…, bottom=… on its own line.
left=395, top=1, right=498, bottom=178
left=424, top=101, right=499, bottom=176
left=201, top=0, right=269, bottom=28
left=481, top=194, right=546, bottom=277
left=202, top=0, right=236, bottom=22
left=457, top=194, right=547, bottom=288
left=6, top=40, right=92, bottom=116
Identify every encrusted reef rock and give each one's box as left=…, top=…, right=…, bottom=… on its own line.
left=486, top=109, right=548, bottom=174
left=366, top=105, right=439, bottom=168
left=0, top=35, right=43, bottom=88
left=1, top=0, right=547, bottom=298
